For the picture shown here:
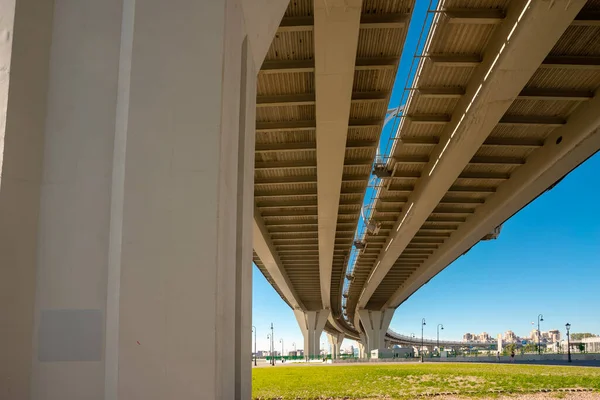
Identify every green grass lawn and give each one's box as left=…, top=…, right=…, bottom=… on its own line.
left=252, top=363, right=600, bottom=399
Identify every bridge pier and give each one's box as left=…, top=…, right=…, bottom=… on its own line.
left=358, top=341, right=367, bottom=359
left=358, top=308, right=395, bottom=357
left=0, top=0, right=288, bottom=399
left=294, top=310, right=330, bottom=359
left=327, top=332, right=345, bottom=360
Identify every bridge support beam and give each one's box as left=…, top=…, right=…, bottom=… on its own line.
left=294, top=310, right=330, bottom=359
left=327, top=332, right=345, bottom=360
left=358, top=308, right=395, bottom=357
left=0, top=0, right=287, bottom=399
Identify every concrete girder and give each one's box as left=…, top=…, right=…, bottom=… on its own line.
left=384, top=90, right=600, bottom=309
left=444, top=8, right=505, bottom=25
left=255, top=174, right=365, bottom=185
left=253, top=206, right=305, bottom=310
left=392, top=155, right=526, bottom=165
left=256, top=92, right=388, bottom=108
left=254, top=158, right=372, bottom=170
left=573, top=10, right=600, bottom=26
left=255, top=140, right=377, bottom=152
left=260, top=57, right=396, bottom=74
left=277, top=13, right=409, bottom=32
left=314, top=0, right=362, bottom=316
left=400, top=136, right=545, bottom=147
left=427, top=54, right=600, bottom=70
left=255, top=187, right=363, bottom=198
left=354, top=0, right=586, bottom=317
left=256, top=118, right=380, bottom=132
left=399, top=114, right=566, bottom=127
left=413, top=86, right=594, bottom=101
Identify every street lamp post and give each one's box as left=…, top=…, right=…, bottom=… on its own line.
left=266, top=334, right=272, bottom=365
left=271, top=323, right=274, bottom=366
left=437, top=324, right=444, bottom=355
left=279, top=339, right=284, bottom=362
left=538, top=314, right=544, bottom=355
left=421, top=318, right=426, bottom=362
left=252, top=326, right=257, bottom=366
left=566, top=323, right=572, bottom=363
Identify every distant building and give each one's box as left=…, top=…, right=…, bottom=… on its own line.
left=463, top=333, right=473, bottom=341
left=531, top=329, right=560, bottom=343
left=548, top=329, right=561, bottom=342
left=582, top=337, right=600, bottom=353
left=504, top=330, right=517, bottom=343
left=559, top=336, right=600, bottom=353
left=476, top=332, right=491, bottom=342
left=530, top=329, right=540, bottom=342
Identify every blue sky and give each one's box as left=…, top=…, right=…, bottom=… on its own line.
left=252, top=2, right=600, bottom=354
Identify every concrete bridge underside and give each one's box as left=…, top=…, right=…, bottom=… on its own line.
left=254, top=0, right=600, bottom=360
left=1, top=0, right=600, bottom=398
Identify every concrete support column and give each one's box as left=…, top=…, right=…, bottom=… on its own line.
left=0, top=1, right=54, bottom=398
left=294, top=310, right=330, bottom=359
left=110, top=2, right=258, bottom=398
left=327, top=332, right=345, bottom=359
left=358, top=341, right=366, bottom=359
left=0, top=0, right=287, bottom=399
left=358, top=308, right=395, bottom=356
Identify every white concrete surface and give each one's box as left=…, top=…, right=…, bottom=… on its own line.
left=327, top=331, right=345, bottom=360
left=358, top=309, right=395, bottom=355
left=0, top=1, right=54, bottom=398
left=295, top=310, right=330, bottom=358
left=0, top=0, right=287, bottom=399
left=314, top=0, right=362, bottom=312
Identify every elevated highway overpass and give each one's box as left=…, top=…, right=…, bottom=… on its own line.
left=385, top=329, right=491, bottom=348
left=252, top=0, right=415, bottom=355
left=2, top=0, right=599, bottom=398
left=253, top=0, right=600, bottom=359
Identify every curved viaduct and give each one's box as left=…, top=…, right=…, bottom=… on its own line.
left=253, top=0, right=600, bottom=360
